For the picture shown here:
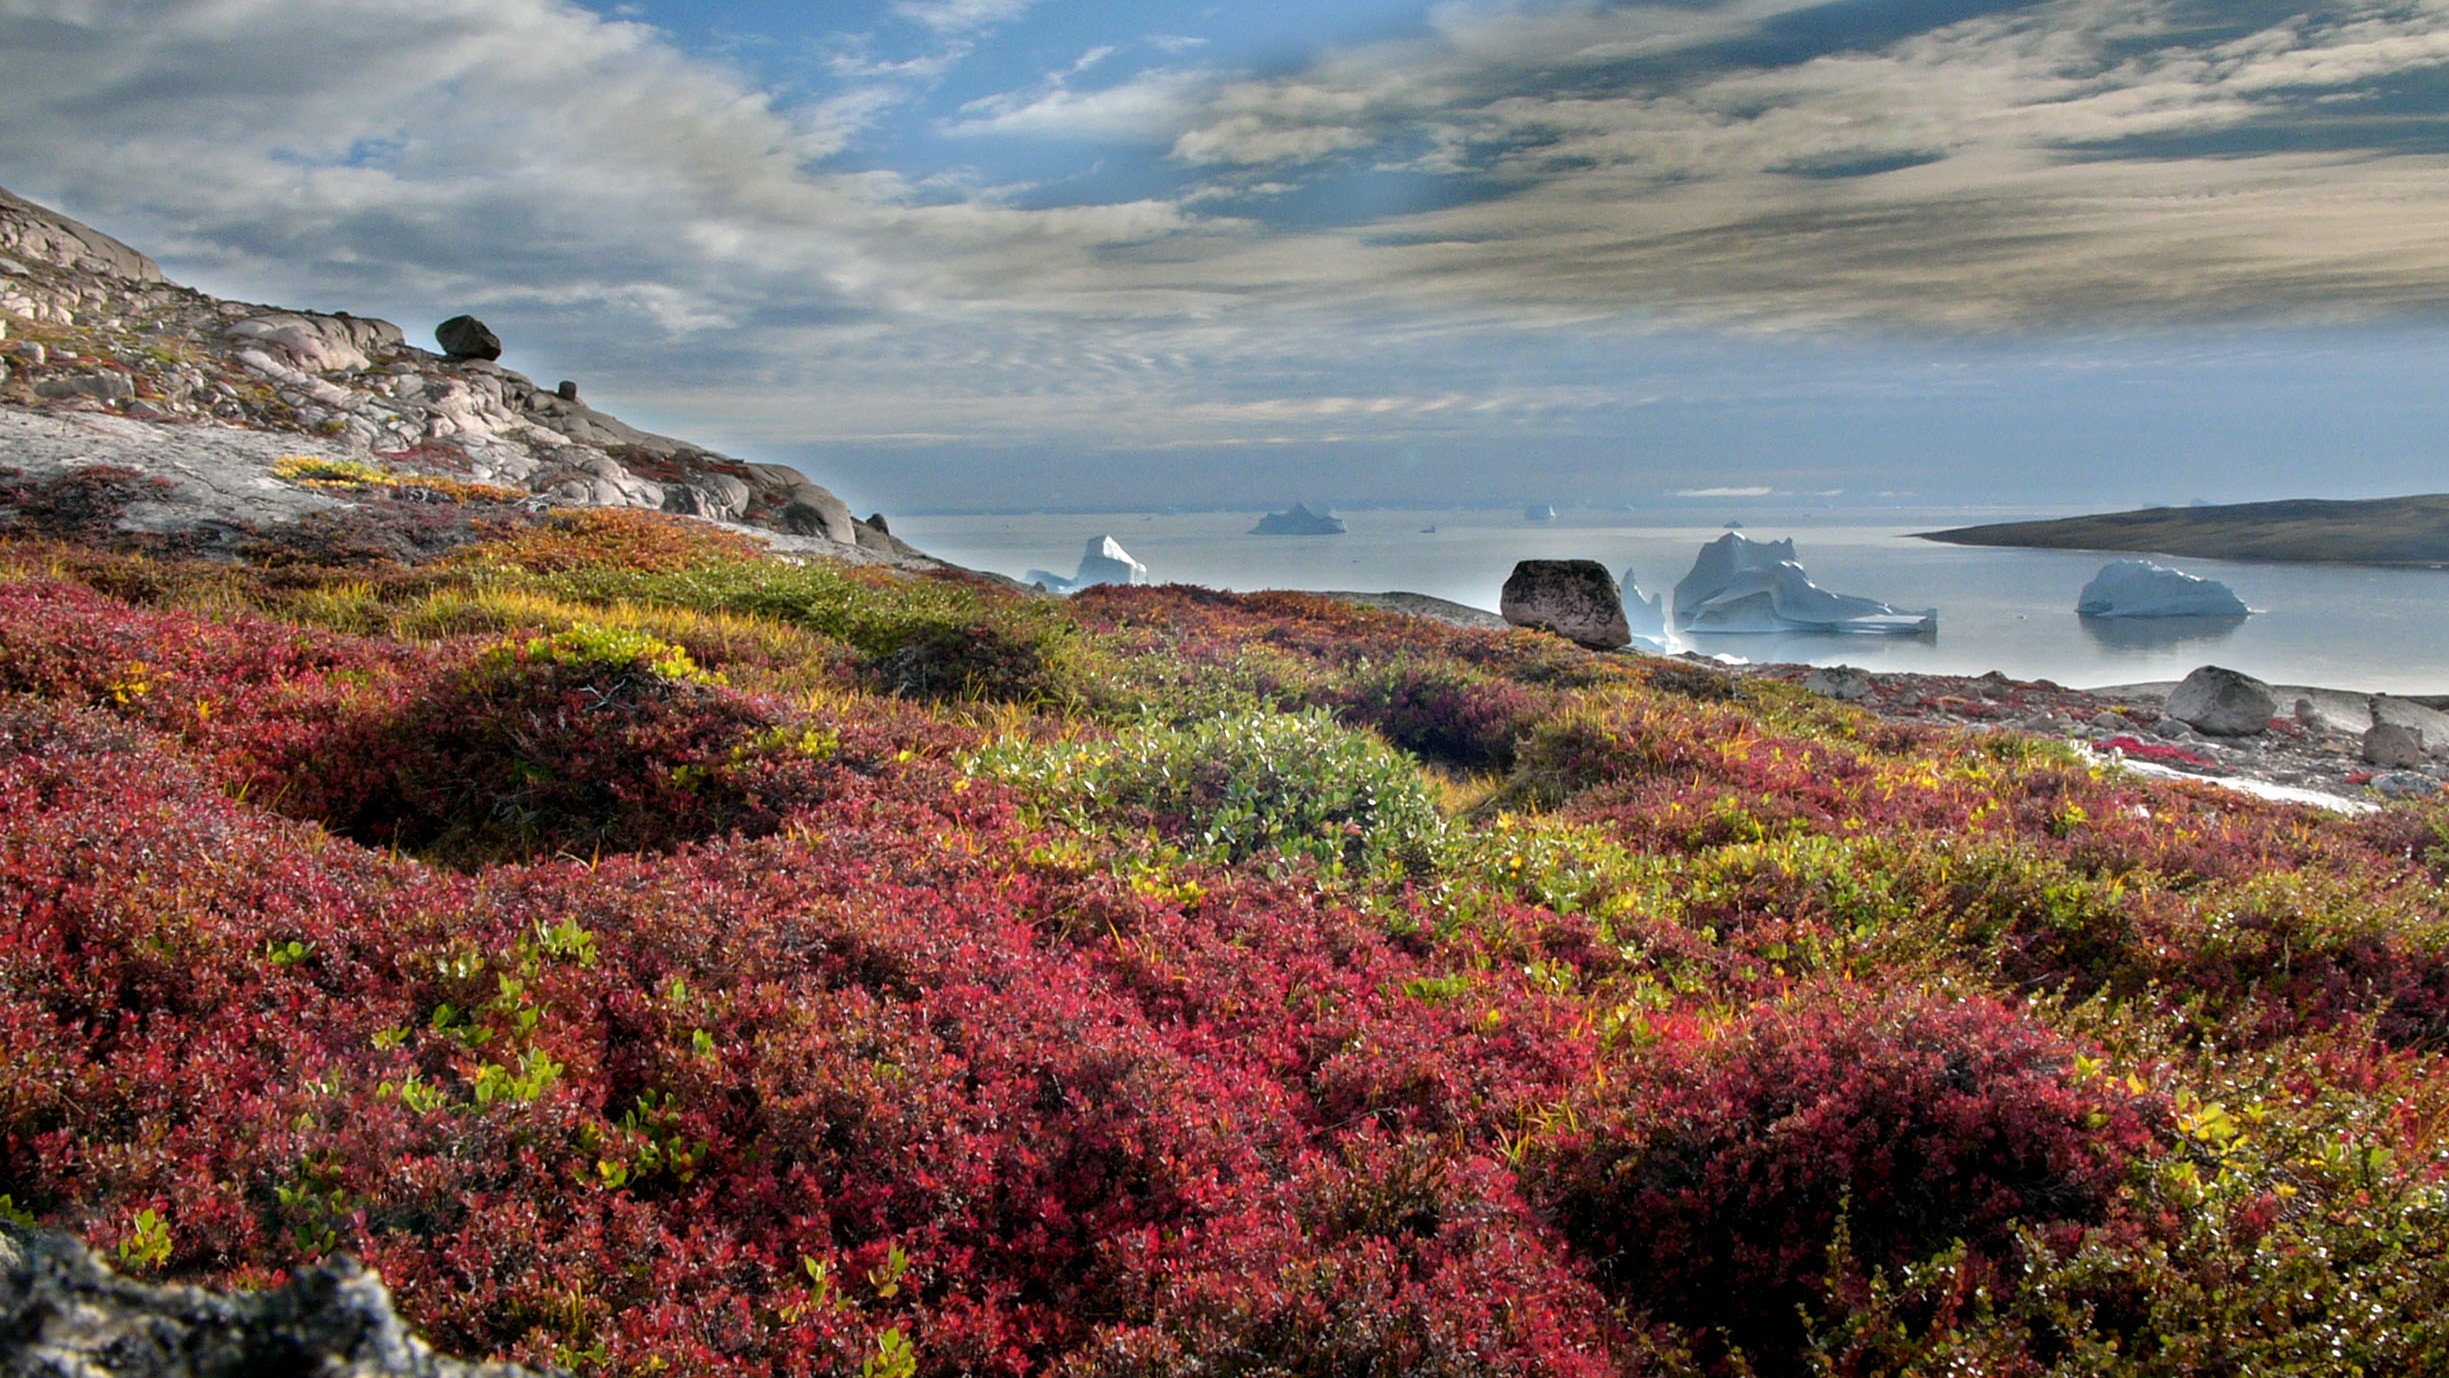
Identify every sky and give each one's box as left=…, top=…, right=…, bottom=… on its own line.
left=6, top=0, right=2449, bottom=514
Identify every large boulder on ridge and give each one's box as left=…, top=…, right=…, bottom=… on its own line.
left=434, top=315, right=503, bottom=362
left=1502, top=559, right=1632, bottom=649
left=2164, top=664, right=2278, bottom=737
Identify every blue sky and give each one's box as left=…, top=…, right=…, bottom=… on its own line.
left=7, top=0, right=2449, bottom=513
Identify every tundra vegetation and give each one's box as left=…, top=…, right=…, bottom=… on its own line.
left=3, top=478, right=2448, bottom=1376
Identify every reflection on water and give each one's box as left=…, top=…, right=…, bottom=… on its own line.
left=2077, top=614, right=2250, bottom=653
left=1684, top=628, right=1940, bottom=664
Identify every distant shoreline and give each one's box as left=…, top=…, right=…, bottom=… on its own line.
left=1918, top=493, right=2449, bottom=567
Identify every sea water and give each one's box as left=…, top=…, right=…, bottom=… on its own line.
left=891, top=507, right=2449, bottom=696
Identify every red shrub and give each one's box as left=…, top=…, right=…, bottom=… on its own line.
left=1524, top=984, right=2161, bottom=1370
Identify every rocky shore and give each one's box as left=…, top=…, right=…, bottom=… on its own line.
left=1757, top=660, right=2446, bottom=812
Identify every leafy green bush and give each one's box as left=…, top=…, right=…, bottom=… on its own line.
left=971, top=706, right=1449, bottom=877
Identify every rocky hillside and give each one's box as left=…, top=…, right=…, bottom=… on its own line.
left=0, top=185, right=917, bottom=563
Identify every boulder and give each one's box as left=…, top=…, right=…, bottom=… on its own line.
left=2365, top=721, right=2427, bottom=769
left=0, top=1219, right=538, bottom=1377
left=2370, top=771, right=2441, bottom=800
left=1501, top=559, right=1631, bottom=650
left=1802, top=665, right=1875, bottom=702
left=2164, top=665, right=2278, bottom=737
left=2372, top=696, right=2449, bottom=758
left=435, top=315, right=503, bottom=362
left=32, top=371, right=135, bottom=402
left=2076, top=560, right=2250, bottom=618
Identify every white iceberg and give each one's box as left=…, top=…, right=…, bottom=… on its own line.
left=1027, top=534, right=1149, bottom=593
left=2076, top=560, right=2249, bottom=619
left=1672, top=533, right=1936, bottom=635
left=1619, top=566, right=1669, bottom=645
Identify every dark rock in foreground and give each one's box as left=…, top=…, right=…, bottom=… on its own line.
left=0, top=1220, right=543, bottom=1377
left=1501, top=559, right=1631, bottom=649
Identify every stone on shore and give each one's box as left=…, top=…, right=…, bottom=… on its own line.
left=2365, top=721, right=2427, bottom=769
left=1803, top=665, right=1875, bottom=702
left=1501, top=559, right=1632, bottom=649
left=2164, top=665, right=2278, bottom=737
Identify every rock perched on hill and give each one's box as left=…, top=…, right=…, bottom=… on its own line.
left=0, top=1220, right=541, bottom=1377
left=1501, top=559, right=1631, bottom=649
left=2165, top=665, right=2277, bottom=737
left=434, top=315, right=502, bottom=362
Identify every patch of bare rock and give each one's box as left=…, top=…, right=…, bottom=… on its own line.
left=0, top=184, right=927, bottom=569
left=0, top=1219, right=542, bottom=1378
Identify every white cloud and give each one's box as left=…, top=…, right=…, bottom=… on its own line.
left=891, top=0, right=1038, bottom=36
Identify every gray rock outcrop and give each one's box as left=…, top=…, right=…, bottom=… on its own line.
left=2164, top=665, right=2278, bottom=737
left=0, top=1219, right=541, bottom=1377
left=1501, top=559, right=1632, bottom=649
left=0, top=187, right=161, bottom=284
left=434, top=315, right=502, bottom=362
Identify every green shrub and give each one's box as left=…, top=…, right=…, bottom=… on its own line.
left=971, top=706, right=1450, bottom=877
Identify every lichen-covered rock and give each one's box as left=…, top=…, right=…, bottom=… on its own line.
left=1501, top=559, right=1631, bottom=650
left=0, top=1220, right=544, bottom=1377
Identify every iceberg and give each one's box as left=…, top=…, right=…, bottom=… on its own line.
left=1027, top=535, right=1149, bottom=594
left=1619, top=567, right=1669, bottom=643
left=2076, top=560, right=2250, bottom=619
left=1251, top=503, right=1347, bottom=535
left=1672, top=533, right=1936, bottom=635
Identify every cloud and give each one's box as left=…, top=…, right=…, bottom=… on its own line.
left=891, top=0, right=1039, bottom=36
left=1154, top=0, right=2449, bottom=326
left=948, top=67, right=1211, bottom=141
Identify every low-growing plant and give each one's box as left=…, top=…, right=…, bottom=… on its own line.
left=971, top=706, right=1450, bottom=877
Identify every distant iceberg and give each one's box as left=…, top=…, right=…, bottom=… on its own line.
left=1620, top=566, right=1669, bottom=644
left=1027, top=535, right=1149, bottom=594
left=2076, top=559, right=2250, bottom=619
left=1672, top=533, right=1936, bottom=635
left=1251, top=503, right=1347, bottom=535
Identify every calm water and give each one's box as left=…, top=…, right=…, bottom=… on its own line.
left=893, top=508, right=2449, bottom=695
